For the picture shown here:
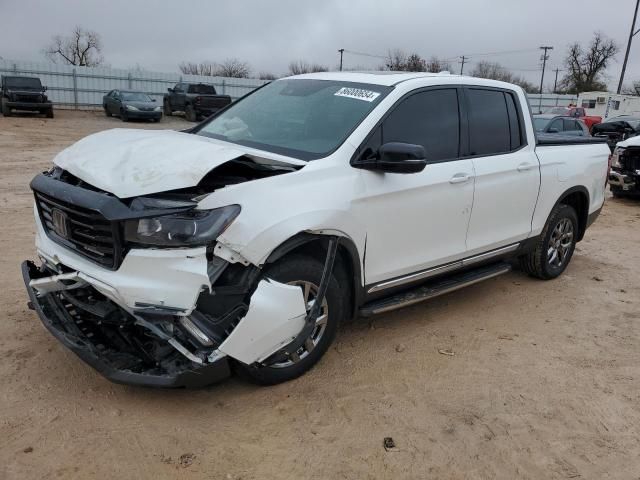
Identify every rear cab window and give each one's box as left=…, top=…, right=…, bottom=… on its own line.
left=465, top=87, right=526, bottom=156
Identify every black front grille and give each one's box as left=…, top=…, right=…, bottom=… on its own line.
left=35, top=192, right=122, bottom=269
left=16, top=93, right=41, bottom=103
left=622, top=150, right=640, bottom=171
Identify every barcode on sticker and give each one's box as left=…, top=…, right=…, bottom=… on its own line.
left=334, top=87, right=380, bottom=102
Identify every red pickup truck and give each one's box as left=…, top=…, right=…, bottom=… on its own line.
left=546, top=106, right=602, bottom=131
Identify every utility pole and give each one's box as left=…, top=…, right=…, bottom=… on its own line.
left=539, top=46, right=553, bottom=94
left=553, top=68, right=560, bottom=94
left=338, top=49, right=345, bottom=71
left=539, top=46, right=553, bottom=113
left=459, top=55, right=467, bottom=75
left=617, top=0, right=640, bottom=93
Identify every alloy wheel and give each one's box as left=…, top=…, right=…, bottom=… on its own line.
left=547, top=218, right=574, bottom=268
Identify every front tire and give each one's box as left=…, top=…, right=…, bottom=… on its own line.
left=235, top=255, right=345, bottom=385
left=519, top=203, right=578, bottom=280
left=163, top=100, right=172, bottom=116
left=104, top=105, right=112, bottom=117
left=185, top=104, right=197, bottom=122
left=120, top=109, right=129, bottom=122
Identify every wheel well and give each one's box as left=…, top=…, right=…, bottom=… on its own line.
left=265, top=233, right=362, bottom=320
left=559, top=190, right=589, bottom=241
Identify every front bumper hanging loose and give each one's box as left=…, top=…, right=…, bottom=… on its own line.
left=22, top=260, right=231, bottom=388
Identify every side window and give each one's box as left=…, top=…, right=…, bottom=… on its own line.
left=504, top=92, right=523, bottom=150
left=382, top=89, right=460, bottom=161
left=466, top=88, right=510, bottom=155
left=174, top=83, right=183, bottom=92
left=563, top=119, right=579, bottom=131
left=549, top=118, right=564, bottom=132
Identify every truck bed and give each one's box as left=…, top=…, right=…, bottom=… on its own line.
left=536, top=133, right=608, bottom=146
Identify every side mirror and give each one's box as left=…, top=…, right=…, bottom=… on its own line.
left=548, top=128, right=560, bottom=133
left=167, top=88, right=173, bottom=93
left=355, top=142, right=428, bottom=174
left=152, top=98, right=157, bottom=102
left=43, top=86, right=47, bottom=91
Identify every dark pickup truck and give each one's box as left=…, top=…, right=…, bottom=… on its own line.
left=1, top=76, right=53, bottom=118
left=163, top=82, right=231, bottom=121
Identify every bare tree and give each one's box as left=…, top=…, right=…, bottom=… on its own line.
left=471, top=61, right=537, bottom=93
left=215, top=58, right=251, bottom=78
left=288, top=60, right=328, bottom=75
left=384, top=49, right=408, bottom=71
left=258, top=72, right=278, bottom=80
left=425, top=56, right=452, bottom=73
left=405, top=54, right=427, bottom=72
left=45, top=26, right=104, bottom=66
left=560, top=32, right=619, bottom=93
left=622, top=81, right=640, bottom=96
left=178, top=59, right=251, bottom=78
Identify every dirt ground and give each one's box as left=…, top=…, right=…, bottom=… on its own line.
left=1, top=110, right=639, bottom=480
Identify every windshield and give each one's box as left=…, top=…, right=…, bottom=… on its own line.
left=533, top=117, right=551, bottom=131
left=196, top=79, right=391, bottom=160
left=188, top=84, right=216, bottom=94
left=547, top=107, right=569, bottom=115
left=121, top=92, right=153, bottom=102
left=4, top=76, right=42, bottom=89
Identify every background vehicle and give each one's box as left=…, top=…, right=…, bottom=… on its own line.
left=592, top=115, right=640, bottom=151
left=22, top=73, right=609, bottom=388
left=1, top=75, right=53, bottom=118
left=609, top=136, right=640, bottom=196
left=545, top=106, right=601, bottom=131
left=163, top=82, right=232, bottom=121
left=533, top=114, right=590, bottom=137
left=103, top=90, right=162, bottom=122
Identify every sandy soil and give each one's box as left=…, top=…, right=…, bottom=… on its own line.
left=1, top=110, right=639, bottom=479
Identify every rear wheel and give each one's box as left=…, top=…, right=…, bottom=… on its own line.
left=185, top=104, right=197, bottom=122
left=235, top=255, right=345, bottom=385
left=1, top=98, right=11, bottom=116
left=519, top=203, right=578, bottom=280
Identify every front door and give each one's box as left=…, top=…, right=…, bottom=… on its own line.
left=353, top=87, right=475, bottom=286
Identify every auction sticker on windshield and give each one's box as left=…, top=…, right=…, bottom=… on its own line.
left=334, top=87, right=381, bottom=102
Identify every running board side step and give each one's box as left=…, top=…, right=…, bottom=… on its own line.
left=359, top=262, right=512, bottom=317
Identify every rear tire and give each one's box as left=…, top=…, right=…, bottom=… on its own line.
left=235, top=255, right=345, bottom=385
left=519, top=203, right=578, bottom=280
left=185, top=104, right=197, bottom=122
left=1, top=98, right=11, bottom=116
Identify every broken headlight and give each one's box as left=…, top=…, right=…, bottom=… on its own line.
left=611, top=147, right=625, bottom=168
left=124, top=205, right=241, bottom=247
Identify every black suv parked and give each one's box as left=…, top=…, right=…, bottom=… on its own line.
left=163, top=82, right=231, bottom=121
left=1, top=76, right=53, bottom=118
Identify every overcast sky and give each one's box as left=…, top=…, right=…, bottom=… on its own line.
left=1, top=0, right=639, bottom=90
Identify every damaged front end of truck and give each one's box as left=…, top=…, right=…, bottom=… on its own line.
left=22, top=129, right=325, bottom=387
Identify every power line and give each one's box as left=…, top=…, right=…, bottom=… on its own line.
left=538, top=46, right=553, bottom=111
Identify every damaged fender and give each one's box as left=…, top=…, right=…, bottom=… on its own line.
left=218, top=279, right=308, bottom=365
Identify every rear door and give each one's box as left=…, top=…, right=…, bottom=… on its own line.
left=463, top=87, right=540, bottom=254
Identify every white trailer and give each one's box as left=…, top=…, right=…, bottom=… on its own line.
left=578, top=91, right=640, bottom=119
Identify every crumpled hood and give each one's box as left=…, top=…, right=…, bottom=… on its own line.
left=53, top=129, right=271, bottom=198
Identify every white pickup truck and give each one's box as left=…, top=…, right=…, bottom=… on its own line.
left=23, top=72, right=610, bottom=387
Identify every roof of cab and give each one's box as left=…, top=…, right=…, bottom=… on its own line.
left=282, top=71, right=525, bottom=91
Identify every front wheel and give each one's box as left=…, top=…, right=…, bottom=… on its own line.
left=185, top=104, right=197, bottom=122
left=235, top=254, right=345, bottom=385
left=104, top=105, right=112, bottom=117
left=120, top=109, right=129, bottom=122
left=163, top=100, right=172, bottom=116
left=1, top=98, right=11, bottom=116
left=519, top=203, right=578, bottom=280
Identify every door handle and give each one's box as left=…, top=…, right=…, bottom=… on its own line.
left=517, top=162, right=535, bottom=172
left=449, top=173, right=473, bottom=184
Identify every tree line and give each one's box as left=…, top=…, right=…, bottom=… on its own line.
left=43, top=28, right=624, bottom=95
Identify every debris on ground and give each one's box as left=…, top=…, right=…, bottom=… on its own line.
left=395, top=344, right=406, bottom=353
left=178, top=453, right=195, bottom=468
left=438, top=349, right=455, bottom=356
left=22, top=447, right=33, bottom=453
left=592, top=276, right=604, bottom=282
left=383, top=437, right=397, bottom=451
